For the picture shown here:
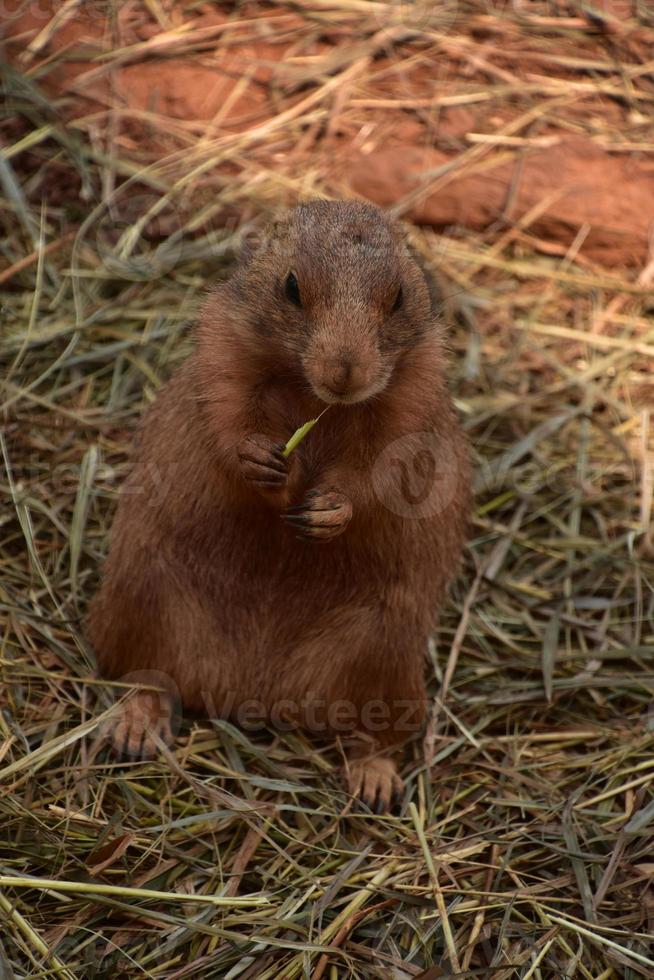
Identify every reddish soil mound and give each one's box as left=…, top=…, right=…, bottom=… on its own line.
left=345, top=135, right=654, bottom=267
left=3, top=1, right=654, bottom=268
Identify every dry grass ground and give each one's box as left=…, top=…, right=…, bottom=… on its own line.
left=1, top=2, right=654, bottom=978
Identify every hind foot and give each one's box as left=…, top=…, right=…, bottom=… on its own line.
left=345, top=753, right=403, bottom=814
left=104, top=683, right=177, bottom=759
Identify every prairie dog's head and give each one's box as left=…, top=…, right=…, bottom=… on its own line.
left=229, top=199, right=433, bottom=405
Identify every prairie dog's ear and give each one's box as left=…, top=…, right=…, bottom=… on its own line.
left=236, top=223, right=266, bottom=265
left=237, top=230, right=256, bottom=265
left=198, top=281, right=229, bottom=325
left=391, top=217, right=413, bottom=247
left=238, top=211, right=292, bottom=268
left=392, top=218, right=428, bottom=264
left=235, top=210, right=291, bottom=266
left=393, top=219, right=445, bottom=315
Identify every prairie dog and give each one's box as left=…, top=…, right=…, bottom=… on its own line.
left=88, top=199, right=471, bottom=811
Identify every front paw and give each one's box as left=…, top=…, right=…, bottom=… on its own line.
left=237, top=435, right=289, bottom=490
left=283, top=488, right=352, bottom=541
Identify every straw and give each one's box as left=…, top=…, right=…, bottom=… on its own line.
left=1, top=1, right=653, bottom=975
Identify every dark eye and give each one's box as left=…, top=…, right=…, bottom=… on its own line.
left=392, top=284, right=403, bottom=313
left=285, top=271, right=302, bottom=307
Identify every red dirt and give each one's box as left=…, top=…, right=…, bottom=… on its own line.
left=344, top=135, right=654, bottom=267
left=3, top=1, right=654, bottom=268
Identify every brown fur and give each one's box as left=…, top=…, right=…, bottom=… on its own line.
left=87, top=200, right=471, bottom=810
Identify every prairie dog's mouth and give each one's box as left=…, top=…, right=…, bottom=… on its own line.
left=310, top=370, right=392, bottom=406
left=313, top=386, right=369, bottom=405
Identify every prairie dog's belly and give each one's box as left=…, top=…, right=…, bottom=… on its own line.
left=183, top=505, right=385, bottom=616
left=164, top=502, right=435, bottom=716
left=192, top=597, right=408, bottom=731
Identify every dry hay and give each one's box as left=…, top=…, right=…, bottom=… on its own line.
left=1, top=2, right=653, bottom=977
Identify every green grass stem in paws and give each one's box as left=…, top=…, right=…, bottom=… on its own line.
left=282, top=407, right=330, bottom=457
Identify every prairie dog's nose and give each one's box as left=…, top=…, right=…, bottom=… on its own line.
left=328, top=358, right=352, bottom=393
left=304, top=335, right=383, bottom=404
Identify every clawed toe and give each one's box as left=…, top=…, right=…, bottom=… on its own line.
left=283, top=489, right=352, bottom=541
left=346, top=756, right=403, bottom=814
left=238, top=435, right=290, bottom=491
left=103, top=688, right=176, bottom=761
